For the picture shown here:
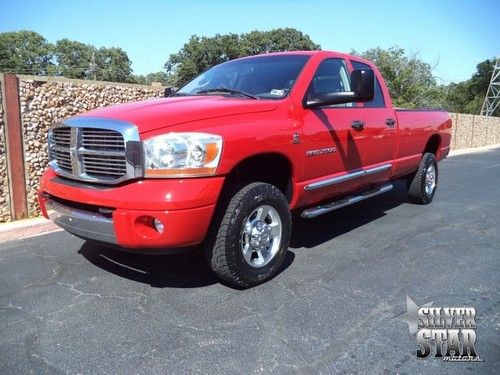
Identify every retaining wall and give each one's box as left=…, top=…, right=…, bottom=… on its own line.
left=0, top=73, right=499, bottom=222
left=17, top=76, right=164, bottom=217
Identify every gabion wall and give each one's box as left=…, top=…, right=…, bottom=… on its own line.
left=18, top=77, right=163, bottom=220
left=0, top=74, right=499, bottom=223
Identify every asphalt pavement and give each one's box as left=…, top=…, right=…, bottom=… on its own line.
left=1, top=147, right=499, bottom=374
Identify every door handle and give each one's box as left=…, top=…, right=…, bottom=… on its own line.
left=351, top=120, right=364, bottom=130
left=385, top=118, right=396, bottom=127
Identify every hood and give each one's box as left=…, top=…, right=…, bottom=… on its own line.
left=79, top=96, right=280, bottom=133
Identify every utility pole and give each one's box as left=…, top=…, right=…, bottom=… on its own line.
left=89, top=52, right=97, bottom=81
left=480, top=58, right=500, bottom=116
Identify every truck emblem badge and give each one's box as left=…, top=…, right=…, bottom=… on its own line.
left=292, top=133, right=300, bottom=144
left=306, top=147, right=336, bottom=157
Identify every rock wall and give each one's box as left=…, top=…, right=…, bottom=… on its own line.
left=0, top=74, right=499, bottom=223
left=0, top=78, right=11, bottom=222
left=18, top=77, right=164, bottom=218
left=450, top=112, right=500, bottom=150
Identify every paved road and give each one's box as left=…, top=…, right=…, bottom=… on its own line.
left=1, top=148, right=499, bottom=374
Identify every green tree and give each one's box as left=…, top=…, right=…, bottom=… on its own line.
left=54, top=38, right=94, bottom=79
left=240, top=28, right=320, bottom=55
left=353, top=47, right=443, bottom=109
left=133, top=71, right=171, bottom=86
left=445, top=59, right=497, bottom=115
left=0, top=30, right=54, bottom=75
left=165, top=28, right=320, bottom=87
left=94, top=47, right=133, bottom=83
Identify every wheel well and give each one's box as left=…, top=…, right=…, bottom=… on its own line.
left=222, top=153, right=293, bottom=202
left=423, top=134, right=441, bottom=156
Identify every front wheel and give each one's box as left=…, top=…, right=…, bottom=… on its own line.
left=205, top=182, right=291, bottom=288
left=407, top=152, right=438, bottom=204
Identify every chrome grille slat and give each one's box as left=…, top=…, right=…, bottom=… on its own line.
left=48, top=119, right=142, bottom=184
left=79, top=149, right=124, bottom=156
left=82, top=160, right=126, bottom=167
left=82, top=134, right=123, bottom=138
left=82, top=144, right=125, bottom=149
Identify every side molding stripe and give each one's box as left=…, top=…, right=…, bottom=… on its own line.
left=304, top=163, right=392, bottom=191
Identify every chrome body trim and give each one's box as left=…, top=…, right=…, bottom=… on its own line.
left=46, top=198, right=117, bottom=244
left=301, top=184, right=393, bottom=219
left=48, top=117, right=143, bottom=185
left=304, top=163, right=392, bottom=191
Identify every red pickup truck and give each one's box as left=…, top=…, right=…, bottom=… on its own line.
left=39, top=50, right=452, bottom=288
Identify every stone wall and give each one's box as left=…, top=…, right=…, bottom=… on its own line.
left=18, top=76, right=164, bottom=218
left=0, top=74, right=499, bottom=223
left=0, top=77, right=11, bottom=222
left=450, top=113, right=500, bottom=150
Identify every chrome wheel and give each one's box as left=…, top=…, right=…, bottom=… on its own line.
left=241, top=205, right=282, bottom=268
left=425, top=164, right=436, bottom=195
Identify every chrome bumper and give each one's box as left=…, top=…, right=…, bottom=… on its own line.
left=46, top=199, right=117, bottom=244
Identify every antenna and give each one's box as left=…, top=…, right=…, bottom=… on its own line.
left=480, top=58, right=500, bottom=116
left=89, top=52, right=97, bottom=81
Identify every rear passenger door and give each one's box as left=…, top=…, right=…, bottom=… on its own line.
left=350, top=60, right=397, bottom=170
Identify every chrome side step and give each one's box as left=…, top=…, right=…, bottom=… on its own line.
left=301, top=184, right=394, bottom=219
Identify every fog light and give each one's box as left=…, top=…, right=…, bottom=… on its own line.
left=153, top=218, right=164, bottom=233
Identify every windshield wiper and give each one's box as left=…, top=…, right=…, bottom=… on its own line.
left=195, top=88, right=259, bottom=99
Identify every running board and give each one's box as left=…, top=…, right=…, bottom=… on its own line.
left=301, top=184, right=394, bottom=219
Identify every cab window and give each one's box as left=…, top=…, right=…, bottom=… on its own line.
left=350, top=60, right=385, bottom=108
left=306, top=58, right=353, bottom=107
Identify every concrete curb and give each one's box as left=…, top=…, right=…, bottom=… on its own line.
left=0, top=217, right=62, bottom=244
left=1, top=142, right=499, bottom=244
left=449, top=143, right=500, bottom=156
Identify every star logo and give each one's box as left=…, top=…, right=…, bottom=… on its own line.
left=394, top=295, right=433, bottom=335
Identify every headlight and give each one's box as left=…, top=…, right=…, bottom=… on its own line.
left=143, top=132, right=223, bottom=177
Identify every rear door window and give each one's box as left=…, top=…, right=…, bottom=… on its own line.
left=350, top=60, right=385, bottom=108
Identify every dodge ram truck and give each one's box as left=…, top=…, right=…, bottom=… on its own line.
left=38, top=51, right=452, bottom=288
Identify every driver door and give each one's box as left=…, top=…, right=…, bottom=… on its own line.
left=301, top=58, right=368, bottom=203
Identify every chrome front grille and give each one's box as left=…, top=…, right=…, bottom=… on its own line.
left=48, top=118, right=143, bottom=184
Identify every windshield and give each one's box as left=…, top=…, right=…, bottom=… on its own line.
left=175, top=55, right=310, bottom=99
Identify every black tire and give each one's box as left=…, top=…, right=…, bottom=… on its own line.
left=205, top=182, right=291, bottom=288
left=407, top=152, right=438, bottom=204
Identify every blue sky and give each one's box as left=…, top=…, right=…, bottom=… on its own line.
left=0, top=0, right=498, bottom=84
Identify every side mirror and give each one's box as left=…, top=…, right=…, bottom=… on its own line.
left=304, top=69, right=375, bottom=108
left=164, top=87, right=174, bottom=97
left=351, top=69, right=374, bottom=102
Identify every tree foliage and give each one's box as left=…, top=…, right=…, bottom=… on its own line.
left=352, top=47, right=441, bottom=109
left=445, top=59, right=497, bottom=115
left=0, top=30, right=496, bottom=115
left=0, top=30, right=54, bottom=75
left=0, top=31, right=134, bottom=82
left=165, top=28, right=320, bottom=86
left=94, top=47, right=133, bottom=82
left=54, top=38, right=93, bottom=79
left=133, top=71, right=171, bottom=86
left=353, top=47, right=497, bottom=115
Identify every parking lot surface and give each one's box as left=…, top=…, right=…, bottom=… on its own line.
left=1, top=148, right=499, bottom=374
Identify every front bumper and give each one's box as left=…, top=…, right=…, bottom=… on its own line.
left=38, top=169, right=225, bottom=249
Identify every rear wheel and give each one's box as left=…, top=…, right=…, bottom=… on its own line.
left=205, top=182, right=291, bottom=288
left=407, top=152, right=438, bottom=204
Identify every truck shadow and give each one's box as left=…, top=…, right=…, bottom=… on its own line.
left=77, top=181, right=407, bottom=289
left=290, top=181, right=409, bottom=249
left=77, top=242, right=295, bottom=289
